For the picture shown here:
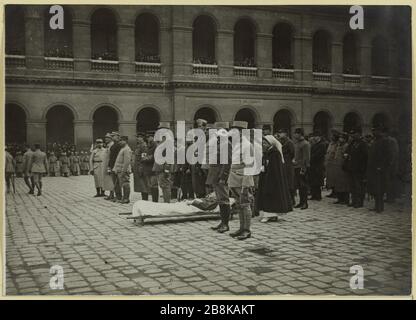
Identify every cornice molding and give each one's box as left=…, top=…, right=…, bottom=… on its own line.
left=5, top=76, right=401, bottom=99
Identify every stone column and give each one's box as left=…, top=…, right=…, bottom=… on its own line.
left=24, top=6, right=44, bottom=69
left=119, top=121, right=137, bottom=141
left=73, top=18, right=91, bottom=71
left=171, top=25, right=193, bottom=77
left=331, top=41, right=343, bottom=85
left=74, top=120, right=93, bottom=150
left=117, top=23, right=135, bottom=74
left=359, top=44, right=372, bottom=87
left=27, top=121, right=46, bottom=148
left=217, top=29, right=234, bottom=77
left=256, top=33, right=273, bottom=78
left=300, top=36, right=313, bottom=82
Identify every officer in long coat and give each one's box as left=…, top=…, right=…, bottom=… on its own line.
left=89, top=138, right=106, bottom=197
left=293, top=128, right=311, bottom=209
left=22, top=145, right=35, bottom=193
left=142, top=131, right=159, bottom=202
left=367, top=126, right=393, bottom=213
left=277, top=128, right=295, bottom=204
left=308, top=131, right=327, bottom=201
left=15, top=151, right=24, bottom=177
left=132, top=132, right=150, bottom=200
left=207, top=122, right=232, bottom=233
left=324, top=130, right=340, bottom=198
left=343, top=128, right=368, bottom=208
left=191, top=118, right=208, bottom=198
left=332, top=133, right=350, bottom=204
left=228, top=121, right=255, bottom=240
left=59, top=152, right=70, bottom=177
left=48, top=151, right=60, bottom=177
left=102, top=133, right=115, bottom=200
left=80, top=151, right=90, bottom=175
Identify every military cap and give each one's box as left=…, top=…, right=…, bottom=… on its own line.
left=294, top=127, right=305, bottom=135
left=95, top=138, right=103, bottom=143
left=110, top=131, right=120, bottom=136
left=230, top=121, right=248, bottom=129
left=277, top=128, right=288, bottom=134
left=214, top=121, right=229, bottom=129
left=195, top=119, right=208, bottom=127
left=104, top=133, right=112, bottom=139
left=120, top=136, right=129, bottom=141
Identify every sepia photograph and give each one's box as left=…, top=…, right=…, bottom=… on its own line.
left=3, top=4, right=412, bottom=298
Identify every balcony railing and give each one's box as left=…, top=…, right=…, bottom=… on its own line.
left=91, top=59, right=119, bottom=72
left=45, top=57, right=74, bottom=70
left=343, top=74, right=361, bottom=84
left=234, top=66, right=258, bottom=77
left=5, top=55, right=26, bottom=68
left=371, top=76, right=390, bottom=85
left=272, top=68, right=294, bottom=79
left=135, top=62, right=161, bottom=74
left=192, top=64, right=218, bottom=76
left=313, top=72, right=331, bottom=81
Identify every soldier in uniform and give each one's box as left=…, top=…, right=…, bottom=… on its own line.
left=15, top=151, right=24, bottom=177
left=71, top=151, right=81, bottom=176
left=28, top=144, right=49, bottom=196
left=22, top=145, right=35, bottom=194
left=324, top=130, right=340, bottom=198
left=80, top=151, right=90, bottom=175
left=293, top=128, right=311, bottom=209
left=277, top=128, right=296, bottom=204
left=143, top=131, right=159, bottom=202
left=113, top=136, right=132, bottom=204
left=152, top=123, right=174, bottom=203
left=102, top=133, right=115, bottom=200
left=5, top=148, right=15, bottom=193
left=308, top=130, right=327, bottom=201
left=89, top=138, right=106, bottom=197
left=228, top=121, right=255, bottom=240
left=48, top=151, right=59, bottom=177
left=108, top=132, right=122, bottom=202
left=332, top=132, right=351, bottom=205
left=191, top=119, right=208, bottom=198
left=59, top=152, right=70, bottom=177
left=132, top=132, right=150, bottom=200
left=207, top=122, right=232, bottom=233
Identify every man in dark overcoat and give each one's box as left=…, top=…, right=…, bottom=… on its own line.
left=308, top=131, right=327, bottom=201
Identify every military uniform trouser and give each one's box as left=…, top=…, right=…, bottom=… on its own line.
left=117, top=172, right=131, bottom=200
left=349, top=173, right=365, bottom=206
left=230, top=187, right=253, bottom=232
left=157, top=172, right=172, bottom=203
left=294, top=168, right=308, bottom=205
left=112, top=172, right=122, bottom=200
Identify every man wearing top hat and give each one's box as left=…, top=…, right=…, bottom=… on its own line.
left=102, top=133, right=115, bottom=200
left=89, top=138, right=106, bottom=197
left=207, top=122, right=232, bottom=233
left=108, top=131, right=122, bottom=202
left=293, top=128, right=311, bottom=209
left=152, top=122, right=174, bottom=203
left=228, top=121, right=255, bottom=240
left=132, top=132, right=150, bottom=200
left=366, top=125, right=393, bottom=213
left=343, top=127, right=368, bottom=208
left=113, top=136, right=132, bottom=204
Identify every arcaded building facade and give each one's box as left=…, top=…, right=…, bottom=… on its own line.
left=5, top=5, right=411, bottom=150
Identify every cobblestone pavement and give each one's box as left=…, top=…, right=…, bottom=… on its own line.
left=4, top=176, right=412, bottom=296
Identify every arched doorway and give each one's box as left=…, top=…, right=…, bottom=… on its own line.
left=136, top=107, right=160, bottom=133
left=194, top=107, right=217, bottom=125
left=235, top=108, right=256, bottom=129
left=5, top=103, right=26, bottom=144
left=273, top=109, right=293, bottom=137
left=343, top=112, right=361, bottom=132
left=313, top=111, right=332, bottom=139
left=93, top=106, right=119, bottom=140
left=46, top=105, right=74, bottom=144
left=372, top=113, right=390, bottom=128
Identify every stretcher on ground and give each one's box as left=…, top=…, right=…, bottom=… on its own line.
left=120, top=193, right=235, bottom=226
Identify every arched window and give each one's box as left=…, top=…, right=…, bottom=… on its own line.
left=93, top=106, right=119, bottom=140
left=234, top=19, right=256, bottom=67
left=6, top=104, right=27, bottom=144
left=313, top=111, right=332, bottom=139
left=44, top=7, right=73, bottom=57
left=194, top=107, right=217, bottom=125
left=372, top=113, right=390, bottom=128
left=46, top=105, right=74, bottom=144
left=343, top=33, right=359, bottom=74
left=136, top=107, right=160, bottom=133
left=343, top=112, right=361, bottom=132
left=5, top=6, right=25, bottom=55
left=313, top=30, right=332, bottom=73
left=272, top=23, right=293, bottom=69
left=273, top=109, right=293, bottom=137
left=235, top=108, right=256, bottom=129
left=91, top=8, right=118, bottom=60
left=371, top=36, right=389, bottom=76
left=135, top=13, right=160, bottom=63
left=193, top=15, right=216, bottom=65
